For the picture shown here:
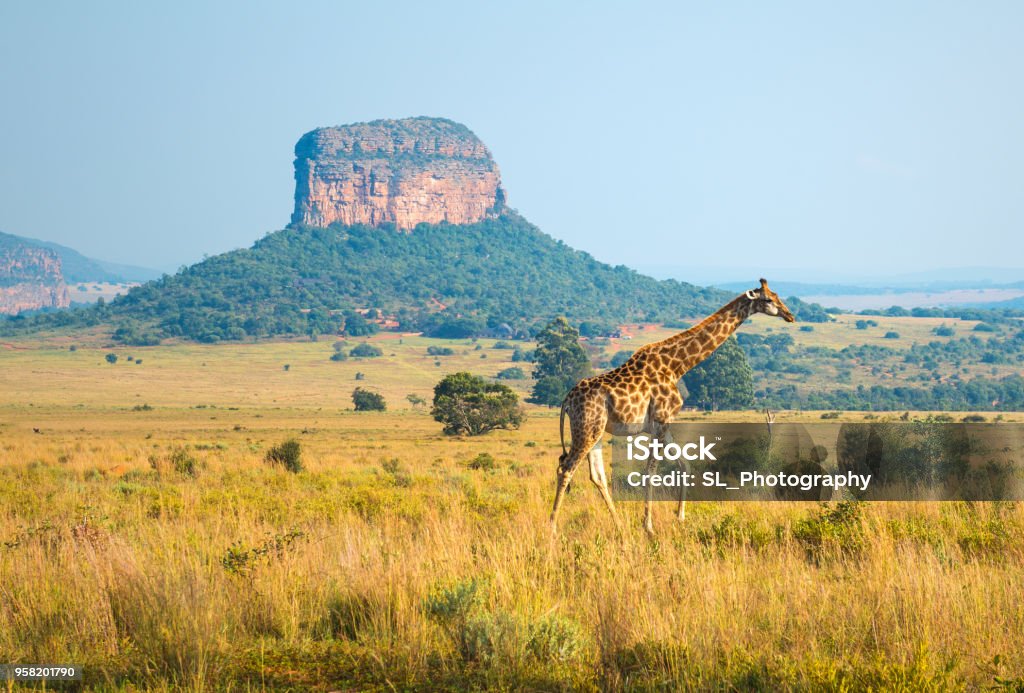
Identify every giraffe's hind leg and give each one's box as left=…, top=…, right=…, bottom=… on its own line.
left=588, top=443, right=622, bottom=530
left=550, top=396, right=607, bottom=534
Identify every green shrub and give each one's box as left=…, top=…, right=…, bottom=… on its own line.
left=527, top=614, right=588, bottom=664
left=265, top=439, right=303, bottom=473
left=496, top=367, right=526, bottom=380
left=350, top=343, right=383, bottom=358
left=424, top=578, right=483, bottom=625
left=467, top=452, right=497, bottom=471
left=352, top=387, right=386, bottom=411
left=792, top=501, right=865, bottom=558
left=427, top=345, right=454, bottom=356
left=105, top=353, right=118, bottom=364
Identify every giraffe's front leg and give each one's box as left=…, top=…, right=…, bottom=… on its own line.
left=642, top=420, right=680, bottom=534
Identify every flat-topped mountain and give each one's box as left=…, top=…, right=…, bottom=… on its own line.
left=3, top=117, right=732, bottom=341
left=292, top=117, right=505, bottom=229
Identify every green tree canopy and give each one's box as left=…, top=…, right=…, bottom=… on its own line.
left=528, top=317, right=592, bottom=406
left=431, top=372, right=524, bottom=436
left=352, top=387, right=387, bottom=411
left=681, top=336, right=754, bottom=411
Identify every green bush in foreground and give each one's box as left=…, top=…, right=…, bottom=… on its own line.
left=265, top=439, right=303, bottom=473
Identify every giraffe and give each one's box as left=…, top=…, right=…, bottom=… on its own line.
left=550, top=278, right=796, bottom=534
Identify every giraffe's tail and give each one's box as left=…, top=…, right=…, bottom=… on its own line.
left=558, top=396, right=569, bottom=465
left=558, top=397, right=571, bottom=493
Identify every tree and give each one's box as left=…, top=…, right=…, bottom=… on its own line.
left=350, top=343, right=383, bottom=358
left=610, top=349, right=634, bottom=368
left=528, top=317, right=591, bottom=406
left=431, top=372, right=524, bottom=435
left=352, top=387, right=387, bottom=411
left=681, top=336, right=754, bottom=411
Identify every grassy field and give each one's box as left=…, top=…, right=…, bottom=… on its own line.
left=2, top=328, right=1024, bottom=690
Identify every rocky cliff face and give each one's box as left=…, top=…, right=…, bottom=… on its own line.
left=0, top=239, right=71, bottom=315
left=292, top=117, right=505, bottom=230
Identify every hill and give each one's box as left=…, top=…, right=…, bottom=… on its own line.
left=46, top=212, right=729, bottom=343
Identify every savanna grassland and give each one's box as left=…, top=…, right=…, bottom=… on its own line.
left=2, top=324, right=1024, bottom=691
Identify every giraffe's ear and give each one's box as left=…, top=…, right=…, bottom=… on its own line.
left=745, top=290, right=757, bottom=300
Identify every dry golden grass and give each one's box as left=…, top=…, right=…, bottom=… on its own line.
left=1, top=336, right=1023, bottom=690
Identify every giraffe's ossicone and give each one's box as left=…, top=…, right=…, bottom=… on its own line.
left=550, top=278, right=796, bottom=535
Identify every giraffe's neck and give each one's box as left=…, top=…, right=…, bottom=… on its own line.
left=650, top=295, right=752, bottom=380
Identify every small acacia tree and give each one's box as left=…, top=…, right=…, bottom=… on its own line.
left=352, top=387, right=387, bottom=411
left=432, top=372, right=524, bottom=436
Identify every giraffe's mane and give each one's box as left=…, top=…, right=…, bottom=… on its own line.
left=635, top=293, right=749, bottom=356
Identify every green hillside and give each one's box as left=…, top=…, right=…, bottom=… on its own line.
left=8, top=212, right=733, bottom=342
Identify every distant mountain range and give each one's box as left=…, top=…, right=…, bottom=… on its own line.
left=0, top=232, right=161, bottom=284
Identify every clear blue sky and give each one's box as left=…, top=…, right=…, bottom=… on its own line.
left=1, top=1, right=1021, bottom=281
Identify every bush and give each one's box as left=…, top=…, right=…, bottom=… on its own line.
left=467, top=452, right=497, bottom=471
left=527, top=614, right=588, bottom=663
left=792, top=501, right=864, bottom=558
left=496, top=367, right=526, bottom=380
left=105, top=353, right=118, bottom=364
left=329, top=351, right=347, bottom=361
left=511, top=348, right=534, bottom=363
left=352, top=387, right=387, bottom=412
left=427, top=345, right=454, bottom=356
left=432, top=372, right=524, bottom=436
left=350, top=343, right=383, bottom=358
left=933, top=324, right=955, bottom=337
left=265, top=439, right=303, bottom=473
left=884, top=331, right=900, bottom=339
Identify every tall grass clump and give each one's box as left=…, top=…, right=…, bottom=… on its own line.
left=265, top=439, right=303, bottom=473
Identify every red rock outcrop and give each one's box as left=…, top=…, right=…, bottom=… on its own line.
left=0, top=241, right=71, bottom=315
left=292, top=117, right=505, bottom=230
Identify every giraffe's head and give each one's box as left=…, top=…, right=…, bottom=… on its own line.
left=745, top=278, right=796, bottom=322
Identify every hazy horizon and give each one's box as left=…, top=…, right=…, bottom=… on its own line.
left=2, top=2, right=1022, bottom=278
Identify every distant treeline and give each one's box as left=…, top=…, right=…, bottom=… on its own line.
left=857, top=305, right=1024, bottom=320
left=741, top=324, right=1024, bottom=411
